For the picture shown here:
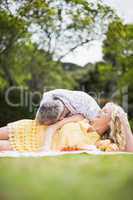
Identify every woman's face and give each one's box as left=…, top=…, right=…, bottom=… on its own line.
left=91, top=107, right=112, bottom=135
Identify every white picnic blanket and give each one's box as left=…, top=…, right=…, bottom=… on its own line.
left=0, top=145, right=132, bottom=157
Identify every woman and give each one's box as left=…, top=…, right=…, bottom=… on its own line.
left=0, top=102, right=132, bottom=152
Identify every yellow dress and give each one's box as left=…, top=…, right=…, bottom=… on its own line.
left=52, top=121, right=100, bottom=151
left=7, top=119, right=100, bottom=152
left=8, top=120, right=48, bottom=152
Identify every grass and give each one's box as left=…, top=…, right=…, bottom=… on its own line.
left=0, top=154, right=133, bottom=200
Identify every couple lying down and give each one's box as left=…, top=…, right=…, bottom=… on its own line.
left=0, top=102, right=133, bottom=153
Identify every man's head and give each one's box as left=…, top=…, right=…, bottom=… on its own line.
left=36, top=88, right=101, bottom=125
left=36, top=96, right=70, bottom=125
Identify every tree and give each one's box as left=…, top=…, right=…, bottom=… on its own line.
left=103, top=20, right=133, bottom=87
left=0, top=0, right=115, bottom=88
left=0, top=10, right=29, bottom=86
left=78, top=20, right=133, bottom=115
left=5, top=42, right=78, bottom=91
left=10, top=0, right=115, bottom=60
left=102, top=20, right=133, bottom=118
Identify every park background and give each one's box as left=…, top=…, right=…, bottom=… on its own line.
left=0, top=0, right=133, bottom=127
left=0, top=1, right=133, bottom=200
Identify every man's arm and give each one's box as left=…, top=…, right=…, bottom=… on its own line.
left=50, top=114, right=84, bottom=131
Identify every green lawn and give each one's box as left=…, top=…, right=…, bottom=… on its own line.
left=0, top=155, right=133, bottom=200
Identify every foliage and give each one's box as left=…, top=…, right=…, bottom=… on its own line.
left=0, top=91, right=34, bottom=126
left=0, top=9, right=29, bottom=86
left=16, top=0, right=114, bottom=59
left=103, top=20, right=133, bottom=117
left=0, top=0, right=115, bottom=89
left=103, top=20, right=133, bottom=89
left=2, top=0, right=131, bottom=124
left=79, top=19, right=133, bottom=120
left=7, top=42, right=77, bottom=91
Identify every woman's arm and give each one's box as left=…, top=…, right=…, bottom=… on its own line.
left=0, top=140, right=12, bottom=151
left=0, top=126, right=12, bottom=151
left=0, top=126, right=9, bottom=140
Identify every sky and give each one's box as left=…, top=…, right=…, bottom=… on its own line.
left=62, top=0, right=133, bottom=66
